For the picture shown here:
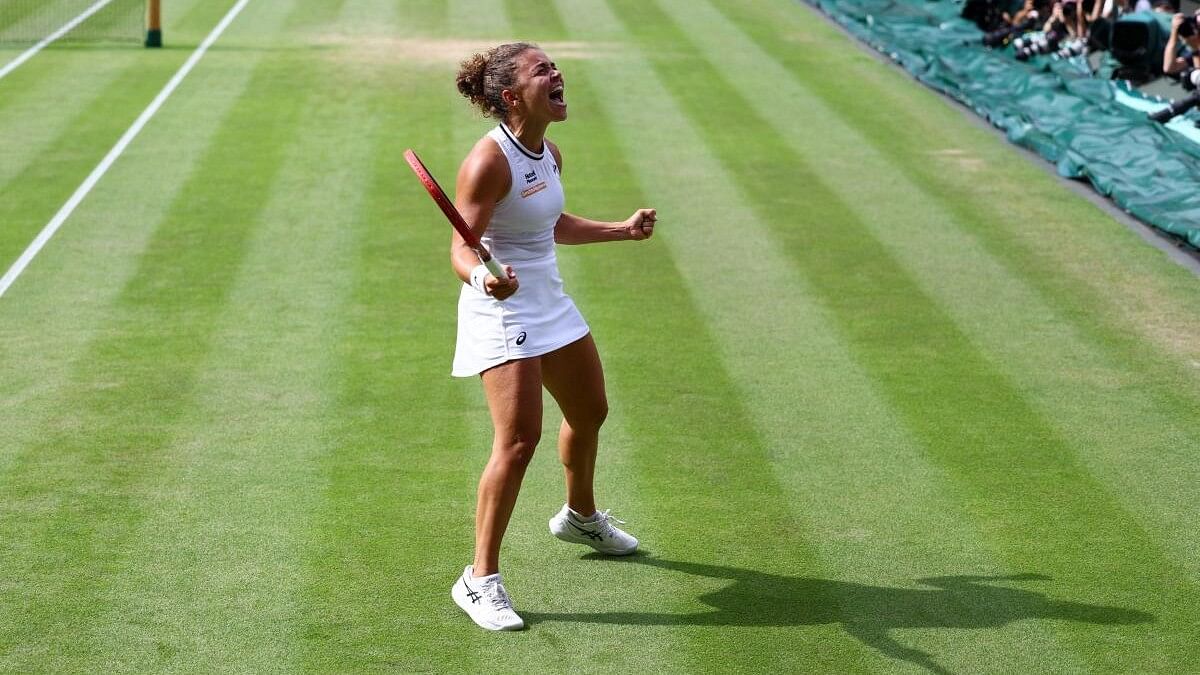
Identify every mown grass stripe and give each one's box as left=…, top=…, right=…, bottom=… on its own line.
left=449, top=0, right=506, bottom=38
left=437, top=2, right=712, bottom=671
left=0, top=0, right=253, bottom=299
left=692, top=0, right=1200, bottom=584
left=758, top=0, right=1200, bottom=386
left=0, top=0, right=211, bottom=120
left=501, top=0, right=566, bottom=40
left=0, top=0, right=112, bottom=81
left=0, top=0, right=204, bottom=189
left=607, top=0, right=1198, bottom=669
left=573, top=17, right=1080, bottom=675
left=448, top=4, right=799, bottom=671
left=561, top=0, right=984, bottom=667
left=77, top=5, right=368, bottom=672
left=560, top=0, right=1086, bottom=671
left=551, top=71, right=873, bottom=675
left=0, top=4, right=295, bottom=483
left=0, top=3, right=316, bottom=667
left=294, top=1, right=490, bottom=670
left=0, top=55, right=188, bottom=273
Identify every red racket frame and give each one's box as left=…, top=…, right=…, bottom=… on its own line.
left=404, top=149, right=505, bottom=279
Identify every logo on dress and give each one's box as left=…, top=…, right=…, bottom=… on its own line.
left=520, top=182, right=547, bottom=198
left=524, top=169, right=538, bottom=184
left=516, top=332, right=527, bottom=346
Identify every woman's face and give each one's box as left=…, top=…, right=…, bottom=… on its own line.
left=506, top=48, right=567, bottom=123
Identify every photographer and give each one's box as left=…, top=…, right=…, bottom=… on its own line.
left=1163, top=11, right=1200, bottom=75
left=1013, top=0, right=1086, bottom=59
left=1055, top=0, right=1092, bottom=56
left=1086, top=0, right=1130, bottom=51
left=1148, top=12, right=1200, bottom=122
left=1010, top=0, right=1042, bottom=25
left=1088, top=0, right=1129, bottom=24
left=982, top=0, right=1050, bottom=48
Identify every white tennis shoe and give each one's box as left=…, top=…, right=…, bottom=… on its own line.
left=548, top=505, right=639, bottom=555
left=451, top=566, right=524, bottom=631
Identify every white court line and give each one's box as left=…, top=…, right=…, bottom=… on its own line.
left=0, top=0, right=253, bottom=299
left=0, top=0, right=114, bottom=82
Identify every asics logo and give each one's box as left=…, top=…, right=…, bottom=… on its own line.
left=463, top=578, right=482, bottom=604
left=515, top=332, right=527, bottom=346
left=568, top=520, right=604, bottom=541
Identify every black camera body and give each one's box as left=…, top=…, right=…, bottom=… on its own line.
left=1148, top=92, right=1200, bottom=123
left=983, top=14, right=1038, bottom=47
left=1179, top=66, right=1200, bottom=91
left=1014, top=22, right=1067, bottom=60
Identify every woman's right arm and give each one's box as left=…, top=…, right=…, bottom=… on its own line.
left=451, top=140, right=518, bottom=300
left=1165, top=15, right=1184, bottom=74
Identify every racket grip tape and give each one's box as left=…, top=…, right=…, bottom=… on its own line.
left=483, top=256, right=506, bottom=280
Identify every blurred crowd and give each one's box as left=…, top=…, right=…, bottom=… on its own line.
left=964, top=0, right=1200, bottom=121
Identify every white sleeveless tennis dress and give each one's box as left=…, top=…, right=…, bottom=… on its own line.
left=451, top=123, right=590, bottom=377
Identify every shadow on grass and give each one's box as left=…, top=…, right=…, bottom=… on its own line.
left=524, top=554, right=1153, bottom=674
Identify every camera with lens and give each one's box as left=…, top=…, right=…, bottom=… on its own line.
left=1056, top=37, right=1087, bottom=58
left=1148, top=92, right=1200, bottom=123
left=1014, top=23, right=1066, bottom=60
left=1181, top=67, right=1200, bottom=91
left=983, top=14, right=1038, bottom=47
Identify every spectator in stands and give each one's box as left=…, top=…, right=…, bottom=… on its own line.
left=1006, top=0, right=1041, bottom=26
left=980, top=0, right=1052, bottom=48
left=1028, top=0, right=1089, bottom=56
left=1043, top=0, right=1084, bottom=38
left=1163, top=11, right=1200, bottom=76
left=1133, top=0, right=1169, bottom=13
left=1086, top=0, right=1129, bottom=50
left=1088, top=0, right=1128, bottom=23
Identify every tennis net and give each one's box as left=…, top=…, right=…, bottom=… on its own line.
left=0, top=0, right=147, bottom=44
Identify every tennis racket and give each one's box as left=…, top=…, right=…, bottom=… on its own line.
left=404, top=148, right=507, bottom=280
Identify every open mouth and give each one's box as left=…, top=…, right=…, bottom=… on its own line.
left=549, top=86, right=565, bottom=105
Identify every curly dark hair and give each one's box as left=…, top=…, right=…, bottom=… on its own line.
left=455, top=42, right=537, bottom=120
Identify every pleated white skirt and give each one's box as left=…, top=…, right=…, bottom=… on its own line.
left=451, top=260, right=590, bottom=377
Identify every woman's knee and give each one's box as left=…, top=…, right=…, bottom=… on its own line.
left=593, top=398, right=609, bottom=428
left=493, top=429, right=541, bottom=467
left=567, top=397, right=608, bottom=433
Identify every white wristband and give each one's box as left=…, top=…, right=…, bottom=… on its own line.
left=469, top=264, right=490, bottom=295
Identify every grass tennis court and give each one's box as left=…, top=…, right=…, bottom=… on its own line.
left=3, top=0, right=1200, bottom=671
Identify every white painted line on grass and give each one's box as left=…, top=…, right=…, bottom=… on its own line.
left=0, top=0, right=253, bottom=299
left=0, top=0, right=114, bottom=82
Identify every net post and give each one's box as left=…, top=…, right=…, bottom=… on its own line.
left=145, top=0, right=162, bottom=47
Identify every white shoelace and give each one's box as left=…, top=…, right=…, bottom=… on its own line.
left=594, top=509, right=627, bottom=535
left=482, top=578, right=514, bottom=612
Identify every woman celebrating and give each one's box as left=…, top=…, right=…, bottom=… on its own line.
left=448, top=43, right=657, bottom=631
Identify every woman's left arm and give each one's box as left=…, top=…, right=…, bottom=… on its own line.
left=555, top=210, right=656, bottom=244
left=548, top=140, right=657, bottom=245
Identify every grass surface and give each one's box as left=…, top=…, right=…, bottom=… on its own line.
left=2, top=0, right=1200, bottom=672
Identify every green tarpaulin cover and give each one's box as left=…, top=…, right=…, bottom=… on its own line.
left=805, top=0, right=1200, bottom=249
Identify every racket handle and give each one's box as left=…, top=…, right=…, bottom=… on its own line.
left=483, top=256, right=506, bottom=280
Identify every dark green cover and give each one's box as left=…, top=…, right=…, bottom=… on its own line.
left=804, top=0, right=1200, bottom=250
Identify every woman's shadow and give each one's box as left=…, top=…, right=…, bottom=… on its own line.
left=524, top=553, right=1153, bottom=674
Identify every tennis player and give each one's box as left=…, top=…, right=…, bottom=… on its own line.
left=448, top=42, right=656, bottom=631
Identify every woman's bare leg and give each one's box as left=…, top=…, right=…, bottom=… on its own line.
left=473, top=358, right=543, bottom=576
left=541, top=335, right=608, bottom=517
